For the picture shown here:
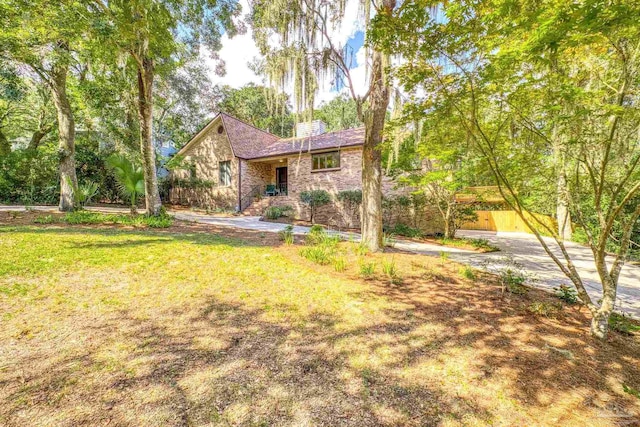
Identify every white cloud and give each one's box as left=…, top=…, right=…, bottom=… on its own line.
left=201, top=0, right=262, bottom=88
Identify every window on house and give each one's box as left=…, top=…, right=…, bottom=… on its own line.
left=311, top=151, right=340, bottom=171
left=219, top=160, right=231, bottom=186
left=188, top=161, right=197, bottom=179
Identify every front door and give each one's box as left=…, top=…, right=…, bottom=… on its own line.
left=275, top=166, right=288, bottom=195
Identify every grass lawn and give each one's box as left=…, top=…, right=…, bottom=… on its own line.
left=1, top=213, right=640, bottom=426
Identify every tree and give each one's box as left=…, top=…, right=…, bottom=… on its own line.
left=213, top=83, right=294, bottom=138
left=313, top=94, right=362, bottom=132
left=0, top=0, right=88, bottom=210
left=251, top=0, right=398, bottom=251
left=300, top=190, right=331, bottom=224
left=377, top=0, right=640, bottom=338
left=155, top=60, right=217, bottom=149
left=90, top=0, right=243, bottom=215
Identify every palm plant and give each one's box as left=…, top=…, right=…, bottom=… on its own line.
left=106, top=154, right=145, bottom=214
left=64, top=177, right=99, bottom=210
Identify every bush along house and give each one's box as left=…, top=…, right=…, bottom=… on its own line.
left=169, top=112, right=443, bottom=234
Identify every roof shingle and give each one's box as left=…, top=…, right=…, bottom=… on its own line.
left=178, top=112, right=365, bottom=160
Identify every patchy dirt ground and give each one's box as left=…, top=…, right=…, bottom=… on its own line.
left=1, top=212, right=639, bottom=426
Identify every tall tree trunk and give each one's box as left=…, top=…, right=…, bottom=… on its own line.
left=49, top=48, right=77, bottom=212
left=137, top=56, right=162, bottom=216
left=361, top=50, right=390, bottom=252
left=444, top=205, right=455, bottom=239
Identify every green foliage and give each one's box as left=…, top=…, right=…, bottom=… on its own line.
left=67, top=178, right=99, bottom=209
left=609, top=313, right=640, bottom=335
left=33, top=215, right=55, bottom=224
left=623, top=384, right=640, bottom=400
left=554, top=285, right=579, bottom=305
left=0, top=148, right=59, bottom=205
left=386, top=223, right=423, bottom=239
left=383, top=232, right=395, bottom=248
left=355, top=243, right=369, bottom=256
left=332, top=256, right=347, bottom=272
left=300, top=190, right=332, bottom=224
left=264, top=205, right=293, bottom=220
left=336, top=189, right=362, bottom=205
left=299, top=246, right=333, bottom=265
left=382, top=258, right=398, bottom=279
left=467, top=238, right=497, bottom=252
left=213, top=84, right=294, bottom=138
left=312, top=94, right=362, bottom=131
left=62, top=211, right=173, bottom=228
left=359, top=261, right=376, bottom=279
left=437, top=237, right=499, bottom=252
left=279, top=225, right=294, bottom=245
left=106, top=154, right=145, bottom=213
left=459, top=266, right=476, bottom=280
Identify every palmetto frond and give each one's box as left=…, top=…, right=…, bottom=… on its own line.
left=106, top=154, right=145, bottom=209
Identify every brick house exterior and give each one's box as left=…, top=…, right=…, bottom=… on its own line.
left=170, top=112, right=443, bottom=233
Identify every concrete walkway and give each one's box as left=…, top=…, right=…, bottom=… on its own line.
left=2, top=205, right=639, bottom=318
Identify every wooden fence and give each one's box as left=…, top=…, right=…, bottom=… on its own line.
left=461, top=210, right=556, bottom=234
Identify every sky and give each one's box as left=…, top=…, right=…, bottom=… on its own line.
left=202, top=0, right=368, bottom=108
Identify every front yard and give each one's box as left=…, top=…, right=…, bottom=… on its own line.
left=1, top=215, right=639, bottom=426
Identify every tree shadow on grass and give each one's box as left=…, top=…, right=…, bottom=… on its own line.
left=1, top=238, right=640, bottom=426
left=0, top=224, right=283, bottom=250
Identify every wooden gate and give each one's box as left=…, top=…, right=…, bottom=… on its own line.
left=461, top=210, right=556, bottom=234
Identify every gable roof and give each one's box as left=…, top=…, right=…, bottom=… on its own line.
left=244, top=127, right=365, bottom=160
left=176, top=112, right=365, bottom=160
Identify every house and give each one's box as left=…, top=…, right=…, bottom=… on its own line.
left=169, top=112, right=442, bottom=233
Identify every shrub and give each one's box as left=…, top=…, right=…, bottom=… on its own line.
left=106, top=154, right=145, bottom=214
left=554, top=284, right=578, bottom=304
left=387, top=223, right=423, bottom=238
left=355, top=242, right=369, bottom=256
left=623, top=384, right=640, bottom=400
left=383, top=232, right=395, bottom=248
left=64, top=211, right=104, bottom=224
left=467, top=238, right=498, bottom=252
left=336, top=189, right=362, bottom=205
left=264, top=205, right=293, bottom=220
left=382, top=258, right=397, bottom=278
left=67, top=178, right=99, bottom=209
left=359, top=261, right=376, bottom=279
left=459, top=266, right=476, bottom=280
left=62, top=211, right=173, bottom=228
left=279, top=225, right=294, bottom=244
left=300, top=190, right=331, bottom=223
left=337, top=189, right=362, bottom=228
left=143, top=213, right=173, bottom=228
left=33, top=214, right=56, bottom=224
left=503, top=270, right=528, bottom=294
left=306, top=224, right=339, bottom=246
left=300, top=246, right=332, bottom=265
left=333, top=257, right=347, bottom=272
left=609, top=313, right=640, bottom=335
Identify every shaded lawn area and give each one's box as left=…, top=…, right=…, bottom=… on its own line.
left=1, top=224, right=639, bottom=426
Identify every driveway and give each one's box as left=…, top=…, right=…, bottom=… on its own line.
left=2, top=205, right=639, bottom=318
left=455, top=230, right=640, bottom=318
